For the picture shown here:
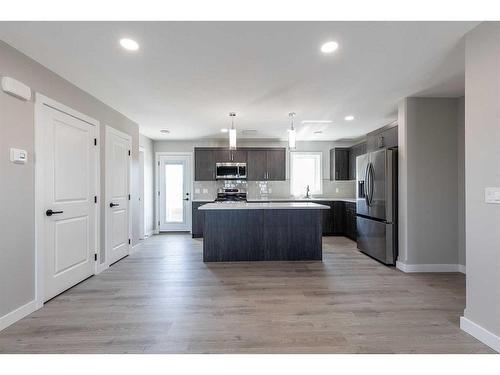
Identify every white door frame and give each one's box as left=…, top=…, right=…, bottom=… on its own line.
left=105, top=125, right=132, bottom=267
left=34, top=93, right=101, bottom=309
left=139, top=146, right=145, bottom=240
left=155, top=152, right=193, bottom=233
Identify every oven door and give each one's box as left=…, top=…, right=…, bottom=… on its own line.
left=216, top=163, right=239, bottom=179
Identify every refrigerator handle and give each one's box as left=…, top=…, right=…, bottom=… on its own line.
left=368, top=163, right=375, bottom=206
left=364, top=163, right=370, bottom=206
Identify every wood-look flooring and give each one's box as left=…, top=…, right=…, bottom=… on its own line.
left=0, top=234, right=493, bottom=353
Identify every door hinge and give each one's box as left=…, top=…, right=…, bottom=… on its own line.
left=128, top=194, right=131, bottom=200
left=158, top=220, right=160, bottom=226
left=158, top=191, right=160, bottom=196
left=94, top=138, right=97, bottom=146
left=128, top=239, right=131, bottom=245
left=94, top=253, right=97, bottom=261
left=128, top=150, right=131, bottom=156
left=158, top=161, right=160, bottom=166
left=94, top=196, right=97, bottom=204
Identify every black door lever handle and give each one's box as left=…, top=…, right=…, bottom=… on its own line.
left=46, top=209, right=63, bottom=216
left=110, top=203, right=120, bottom=207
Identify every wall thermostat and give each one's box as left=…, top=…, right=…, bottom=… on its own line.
left=1, top=76, right=32, bottom=101
left=485, top=187, right=500, bottom=204
left=10, top=148, right=28, bottom=164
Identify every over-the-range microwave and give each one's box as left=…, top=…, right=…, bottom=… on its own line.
left=215, top=162, right=247, bottom=180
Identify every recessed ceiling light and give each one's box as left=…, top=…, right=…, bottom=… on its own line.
left=321, top=41, right=339, bottom=54
left=160, top=129, right=170, bottom=134
left=220, top=128, right=228, bottom=133
left=344, top=115, right=355, bottom=121
left=302, top=120, right=333, bottom=124
left=119, top=38, right=139, bottom=51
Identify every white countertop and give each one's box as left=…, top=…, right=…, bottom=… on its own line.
left=198, top=202, right=330, bottom=210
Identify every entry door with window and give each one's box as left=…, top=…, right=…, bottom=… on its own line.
left=159, top=155, right=192, bottom=231
left=39, top=103, right=97, bottom=302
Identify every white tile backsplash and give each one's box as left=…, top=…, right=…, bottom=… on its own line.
left=193, top=179, right=355, bottom=201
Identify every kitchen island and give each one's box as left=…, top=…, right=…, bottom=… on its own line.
left=199, top=202, right=329, bottom=262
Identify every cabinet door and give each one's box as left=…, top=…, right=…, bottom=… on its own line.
left=195, top=149, right=215, bottom=181
left=331, top=148, right=350, bottom=180
left=191, top=202, right=206, bottom=238
left=381, top=126, right=398, bottom=149
left=318, top=201, right=334, bottom=235
left=215, top=149, right=232, bottom=163
left=266, top=149, right=286, bottom=181
left=232, top=150, right=247, bottom=163
left=247, top=150, right=267, bottom=181
left=333, top=201, right=345, bottom=235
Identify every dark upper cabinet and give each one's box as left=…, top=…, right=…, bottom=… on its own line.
left=215, top=149, right=247, bottom=163
left=247, top=150, right=267, bottom=181
left=330, top=148, right=350, bottom=181
left=266, top=149, right=286, bottom=181
left=232, top=150, right=247, bottom=163
left=214, top=150, right=232, bottom=163
left=348, top=142, right=367, bottom=180
left=366, top=125, right=398, bottom=152
left=247, top=148, right=286, bottom=181
left=194, top=148, right=215, bottom=181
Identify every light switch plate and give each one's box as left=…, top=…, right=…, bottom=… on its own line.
left=10, top=148, right=28, bottom=164
left=485, top=187, right=500, bottom=204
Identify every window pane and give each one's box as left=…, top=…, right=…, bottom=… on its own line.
left=165, top=164, right=184, bottom=222
left=290, top=153, right=322, bottom=196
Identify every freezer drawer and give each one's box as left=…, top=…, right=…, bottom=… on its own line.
left=356, top=215, right=397, bottom=265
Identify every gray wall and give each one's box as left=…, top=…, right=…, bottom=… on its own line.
left=0, top=41, right=140, bottom=317
left=457, top=97, right=465, bottom=267
left=140, top=134, right=155, bottom=235
left=463, top=22, right=500, bottom=340
left=398, top=97, right=462, bottom=266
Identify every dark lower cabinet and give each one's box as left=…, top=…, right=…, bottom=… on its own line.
left=332, top=201, right=345, bottom=235
left=192, top=202, right=207, bottom=238
left=344, top=202, right=357, bottom=241
left=317, top=201, right=335, bottom=235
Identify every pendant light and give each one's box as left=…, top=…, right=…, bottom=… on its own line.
left=229, top=112, right=237, bottom=150
left=288, top=112, right=296, bottom=149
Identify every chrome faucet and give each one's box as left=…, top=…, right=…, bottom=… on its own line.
left=305, top=185, right=310, bottom=199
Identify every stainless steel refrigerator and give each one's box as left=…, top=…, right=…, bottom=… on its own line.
left=356, top=148, right=398, bottom=265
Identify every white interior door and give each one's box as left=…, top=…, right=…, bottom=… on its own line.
left=139, top=148, right=145, bottom=240
left=106, top=127, right=131, bottom=265
left=159, top=155, right=192, bottom=231
left=40, top=105, right=97, bottom=302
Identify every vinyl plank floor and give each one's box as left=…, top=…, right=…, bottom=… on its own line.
left=0, top=234, right=494, bottom=353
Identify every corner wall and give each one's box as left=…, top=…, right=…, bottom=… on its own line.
left=461, top=22, right=500, bottom=352
left=397, top=97, right=463, bottom=270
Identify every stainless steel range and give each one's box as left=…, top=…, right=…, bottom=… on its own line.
left=215, top=188, right=247, bottom=202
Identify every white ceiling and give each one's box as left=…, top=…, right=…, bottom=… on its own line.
left=0, top=21, right=478, bottom=141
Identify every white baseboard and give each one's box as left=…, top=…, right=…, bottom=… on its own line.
left=96, top=262, right=109, bottom=274
left=461, top=316, right=500, bottom=353
left=144, top=230, right=154, bottom=238
left=0, top=300, right=38, bottom=331
left=396, top=261, right=464, bottom=273
left=458, top=264, right=466, bottom=274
